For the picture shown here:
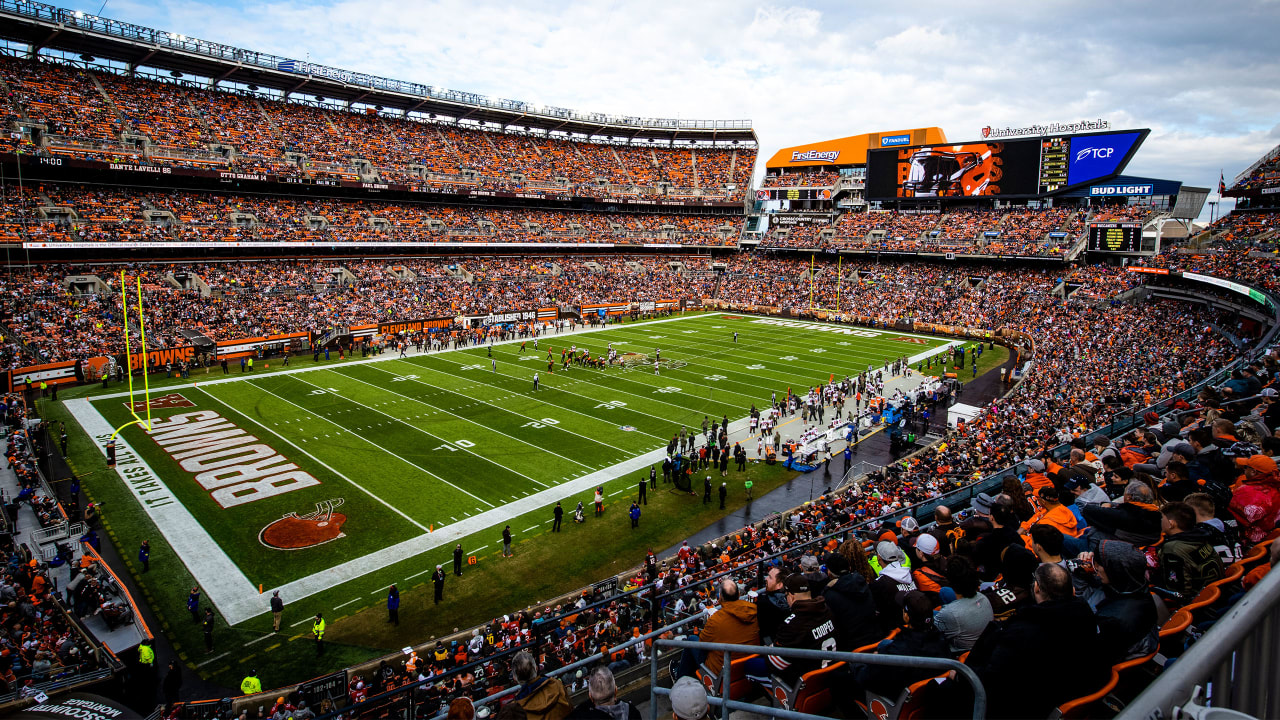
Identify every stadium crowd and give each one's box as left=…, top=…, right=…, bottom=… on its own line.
left=0, top=55, right=755, bottom=200
left=0, top=182, right=738, bottom=246
left=0, top=407, right=112, bottom=696
left=1230, top=152, right=1280, bottom=192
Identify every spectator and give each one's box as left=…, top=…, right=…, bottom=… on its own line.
left=982, top=543, right=1039, bottom=620
left=743, top=574, right=836, bottom=684
left=496, top=651, right=571, bottom=720
left=1090, top=540, right=1159, bottom=661
left=1019, top=485, right=1078, bottom=541
left=932, top=556, right=992, bottom=653
left=1082, top=480, right=1163, bottom=547
left=967, top=563, right=1104, bottom=719
left=1159, top=460, right=1200, bottom=503
left=869, top=541, right=915, bottom=618
left=569, top=667, right=641, bottom=720
left=673, top=578, right=758, bottom=680
left=971, top=495, right=1022, bottom=580
left=847, top=590, right=951, bottom=698
left=909, top=534, right=950, bottom=602
left=1185, top=492, right=1237, bottom=563
left=1156, top=501, right=1226, bottom=600
left=819, top=551, right=883, bottom=650
left=927, top=506, right=958, bottom=556
left=754, top=566, right=790, bottom=643
left=1228, top=455, right=1280, bottom=543
left=668, top=676, right=710, bottom=720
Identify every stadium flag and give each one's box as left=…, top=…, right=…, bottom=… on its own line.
left=1219, top=171, right=1226, bottom=195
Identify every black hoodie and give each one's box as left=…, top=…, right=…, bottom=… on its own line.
left=968, top=598, right=1104, bottom=719
left=821, top=572, right=884, bottom=649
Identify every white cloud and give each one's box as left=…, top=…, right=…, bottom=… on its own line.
left=67, top=0, right=1280, bottom=220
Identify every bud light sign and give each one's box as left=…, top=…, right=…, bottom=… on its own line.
left=1067, top=132, right=1140, bottom=186
left=1089, top=184, right=1153, bottom=197
left=880, top=134, right=911, bottom=147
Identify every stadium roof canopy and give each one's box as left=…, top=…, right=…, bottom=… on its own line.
left=0, top=0, right=758, bottom=145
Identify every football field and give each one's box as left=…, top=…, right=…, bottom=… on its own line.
left=67, top=312, right=957, bottom=624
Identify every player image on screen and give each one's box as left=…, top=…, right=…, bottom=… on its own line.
left=899, top=143, right=1004, bottom=197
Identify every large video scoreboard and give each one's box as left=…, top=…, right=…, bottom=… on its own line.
left=865, top=129, right=1147, bottom=200
left=1088, top=222, right=1142, bottom=252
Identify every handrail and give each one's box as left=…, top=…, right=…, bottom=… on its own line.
left=1115, top=558, right=1280, bottom=719
left=649, top=639, right=986, bottom=720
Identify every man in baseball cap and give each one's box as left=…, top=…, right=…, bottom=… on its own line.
left=1230, top=455, right=1280, bottom=543
left=742, top=574, right=836, bottom=683
left=669, top=676, right=709, bottom=720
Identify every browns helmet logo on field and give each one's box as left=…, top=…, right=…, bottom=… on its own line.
left=260, top=498, right=347, bottom=550
left=126, top=392, right=196, bottom=412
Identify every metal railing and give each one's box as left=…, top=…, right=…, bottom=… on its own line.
left=649, top=639, right=985, bottom=720
left=1116, top=559, right=1280, bottom=719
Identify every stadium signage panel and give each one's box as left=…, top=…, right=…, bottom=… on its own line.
left=1066, top=132, right=1141, bottom=186
left=125, top=345, right=195, bottom=372
left=108, top=163, right=171, bottom=174
left=483, top=310, right=539, bottom=323
left=219, top=171, right=268, bottom=181
left=379, top=318, right=454, bottom=334
left=144, top=410, right=320, bottom=508
left=1262, top=187, right=1280, bottom=195
left=1089, top=184, right=1153, bottom=196
left=880, top=134, right=911, bottom=147
left=1181, top=272, right=1268, bottom=305
left=791, top=150, right=840, bottom=163
left=1126, top=266, right=1169, bottom=275
left=980, top=119, right=1110, bottom=139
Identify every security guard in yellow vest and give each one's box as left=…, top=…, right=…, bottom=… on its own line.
left=312, top=613, right=325, bottom=655
left=241, top=669, right=262, bottom=695
left=138, top=639, right=155, bottom=671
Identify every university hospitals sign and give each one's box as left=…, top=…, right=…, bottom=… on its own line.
left=981, top=119, right=1110, bottom=139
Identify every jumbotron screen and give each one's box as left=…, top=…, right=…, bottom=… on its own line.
left=865, top=130, right=1147, bottom=200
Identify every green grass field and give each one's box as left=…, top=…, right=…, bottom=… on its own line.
left=56, top=312, right=975, bottom=686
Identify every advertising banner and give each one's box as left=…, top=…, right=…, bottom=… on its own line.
left=9, top=359, right=80, bottom=391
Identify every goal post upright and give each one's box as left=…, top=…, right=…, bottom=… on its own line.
left=111, top=270, right=153, bottom=439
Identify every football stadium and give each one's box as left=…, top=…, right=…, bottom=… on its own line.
left=1, top=2, right=1279, bottom=719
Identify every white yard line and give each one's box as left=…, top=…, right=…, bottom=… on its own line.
left=323, top=368, right=595, bottom=475
left=369, top=360, right=637, bottom=448
left=333, top=597, right=361, bottom=610
left=243, top=633, right=276, bottom=647
left=196, top=652, right=231, bottom=668
left=196, top=385, right=445, bottom=524
left=284, top=372, right=555, bottom=488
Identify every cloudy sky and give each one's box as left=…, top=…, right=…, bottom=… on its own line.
left=59, top=0, right=1280, bottom=220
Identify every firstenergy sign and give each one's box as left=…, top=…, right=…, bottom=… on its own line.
left=790, top=150, right=840, bottom=163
